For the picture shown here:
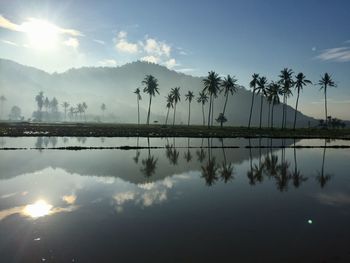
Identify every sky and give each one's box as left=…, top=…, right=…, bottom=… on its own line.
left=0, top=0, right=350, bottom=119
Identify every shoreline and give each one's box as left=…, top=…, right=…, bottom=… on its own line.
left=1, top=122, right=350, bottom=139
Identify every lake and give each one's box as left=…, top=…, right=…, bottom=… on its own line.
left=0, top=137, right=350, bottom=262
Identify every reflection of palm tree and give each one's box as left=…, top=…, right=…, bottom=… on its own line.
left=264, top=154, right=279, bottom=178
left=319, top=73, right=336, bottom=126
left=196, top=149, right=206, bottom=163
left=292, top=140, right=307, bottom=188
left=142, top=75, right=159, bottom=125
left=316, top=140, right=332, bottom=188
left=133, top=137, right=140, bottom=164
left=276, top=150, right=291, bottom=191
left=197, top=91, right=209, bottom=126
left=169, top=147, right=179, bottom=165
left=201, top=158, right=219, bottom=186
left=184, top=138, right=192, bottom=162
left=141, top=138, right=158, bottom=178
left=219, top=138, right=234, bottom=183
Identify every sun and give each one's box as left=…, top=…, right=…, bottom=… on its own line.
left=22, top=18, right=59, bottom=50
left=23, top=200, right=53, bottom=218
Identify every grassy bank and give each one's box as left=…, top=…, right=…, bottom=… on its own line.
left=1, top=122, right=350, bottom=139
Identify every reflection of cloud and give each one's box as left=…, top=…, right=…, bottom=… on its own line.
left=114, top=191, right=135, bottom=205
left=95, top=177, right=115, bottom=184
left=141, top=190, right=167, bottom=207
left=62, top=195, right=77, bottom=205
left=137, top=182, right=155, bottom=190
left=316, top=192, right=350, bottom=206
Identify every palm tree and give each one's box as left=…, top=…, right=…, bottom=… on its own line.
left=164, top=93, right=173, bottom=125
left=293, top=73, right=312, bottom=130
left=202, top=71, right=221, bottom=128
left=220, top=75, right=239, bottom=127
left=0, top=95, right=6, bottom=120
left=35, top=91, right=44, bottom=121
left=134, top=88, right=142, bottom=125
left=279, top=68, right=294, bottom=129
left=170, top=87, right=181, bottom=126
left=319, top=73, right=336, bottom=127
left=197, top=91, right=209, bottom=126
left=248, top=73, right=259, bottom=128
left=69, top=106, right=75, bottom=121
left=44, top=97, right=50, bottom=113
left=62, top=101, right=70, bottom=121
left=142, top=75, right=159, bottom=125
left=82, top=102, right=88, bottom=121
left=185, top=91, right=194, bottom=126
left=77, top=103, right=84, bottom=120
left=267, top=82, right=281, bottom=129
left=101, top=103, right=106, bottom=121
left=256, top=76, right=268, bottom=129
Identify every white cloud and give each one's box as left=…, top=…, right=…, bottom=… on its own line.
left=93, top=39, right=105, bottom=45
left=1, top=39, right=19, bottom=46
left=115, top=30, right=139, bottom=54
left=63, top=37, right=79, bottom=48
left=98, top=59, right=117, bottom=67
left=0, top=15, right=83, bottom=37
left=143, top=38, right=171, bottom=57
left=176, top=68, right=196, bottom=73
left=316, top=46, right=350, bottom=62
left=165, top=58, right=177, bottom=69
left=141, top=55, right=159, bottom=64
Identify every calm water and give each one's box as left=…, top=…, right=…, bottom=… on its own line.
left=0, top=137, right=350, bottom=262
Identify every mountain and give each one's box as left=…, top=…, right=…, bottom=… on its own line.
left=0, top=58, right=317, bottom=127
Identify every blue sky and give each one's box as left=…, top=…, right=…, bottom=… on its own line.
left=0, top=0, right=350, bottom=118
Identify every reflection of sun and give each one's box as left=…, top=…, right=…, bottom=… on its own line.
left=23, top=200, right=53, bottom=218
left=22, top=19, right=59, bottom=50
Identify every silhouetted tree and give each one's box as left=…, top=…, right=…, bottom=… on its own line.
left=319, top=73, right=336, bottom=127
left=220, top=75, right=238, bottom=127
left=267, top=82, right=281, bottom=129
left=82, top=102, right=88, bottom=121
left=0, top=95, right=6, bottom=120
left=8, top=105, right=22, bottom=120
left=142, top=75, right=159, bottom=125
left=203, top=71, right=221, bottom=128
left=35, top=91, right=44, bottom=121
left=293, top=73, right=312, bottom=129
left=170, top=87, right=180, bottom=126
left=101, top=103, right=106, bottom=121
left=248, top=73, right=259, bottom=128
left=256, top=76, right=268, bottom=129
left=279, top=68, right=294, bottom=129
left=197, top=91, right=209, bottom=126
left=134, top=88, right=142, bottom=125
left=164, top=93, right=173, bottom=125
left=185, top=91, right=194, bottom=126
left=62, top=101, right=70, bottom=121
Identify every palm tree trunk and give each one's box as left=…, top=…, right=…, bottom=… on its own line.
left=188, top=101, right=191, bottom=126
left=285, top=98, right=288, bottom=128
left=147, top=96, right=152, bottom=125
left=293, top=91, right=300, bottom=130
left=202, top=104, right=205, bottom=126
left=138, top=99, right=140, bottom=125
left=221, top=94, right=229, bottom=128
left=267, top=102, right=271, bottom=129
left=208, top=95, right=212, bottom=128
left=211, top=98, right=215, bottom=126
left=271, top=103, right=275, bottom=129
left=248, top=91, right=255, bottom=128
left=324, top=86, right=328, bottom=127
left=173, top=103, right=177, bottom=126
left=259, top=96, right=263, bottom=129
left=165, top=107, right=170, bottom=125
left=282, top=95, right=286, bottom=129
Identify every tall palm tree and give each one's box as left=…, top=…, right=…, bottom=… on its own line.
left=185, top=91, right=194, bottom=126
left=77, top=103, right=84, bottom=120
left=142, top=75, right=159, bottom=125
left=248, top=73, right=259, bottom=128
left=220, top=75, right=239, bottom=127
left=256, top=76, right=268, bottom=129
left=279, top=68, right=294, bottom=129
left=197, top=91, right=209, bottom=126
left=101, top=103, right=106, bottom=121
left=61, top=101, right=70, bottom=121
left=69, top=106, right=75, bottom=121
left=202, top=71, right=221, bottom=128
left=170, top=87, right=181, bottom=126
left=82, top=102, right=88, bottom=122
left=35, top=91, right=44, bottom=121
left=164, top=93, right=173, bottom=125
left=267, top=82, right=281, bottom=129
left=293, top=73, right=312, bottom=130
left=319, top=73, right=336, bottom=127
left=134, top=88, right=142, bottom=125
left=0, top=95, right=6, bottom=120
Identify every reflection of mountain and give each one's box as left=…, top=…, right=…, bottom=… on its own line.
left=0, top=58, right=316, bottom=127
left=0, top=138, right=296, bottom=184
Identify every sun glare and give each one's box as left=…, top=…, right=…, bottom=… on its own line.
left=22, top=19, right=59, bottom=50
left=23, top=200, right=53, bottom=218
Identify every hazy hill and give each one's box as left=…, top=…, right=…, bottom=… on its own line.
left=0, top=58, right=316, bottom=127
